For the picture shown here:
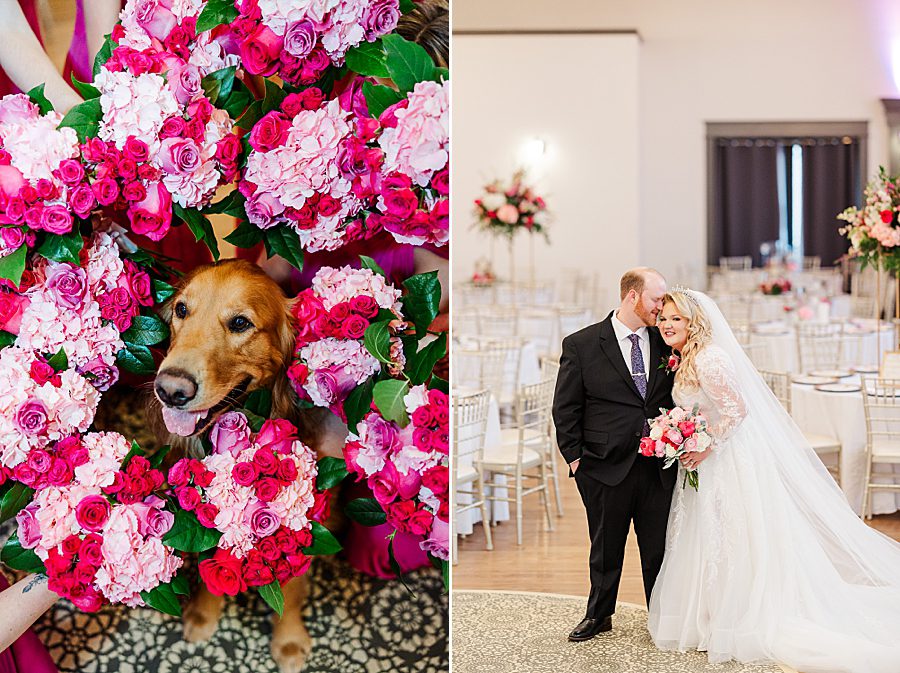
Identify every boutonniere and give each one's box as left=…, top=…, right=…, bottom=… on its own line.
left=658, top=353, right=680, bottom=375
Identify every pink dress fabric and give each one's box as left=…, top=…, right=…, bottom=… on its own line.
left=0, top=575, right=58, bottom=673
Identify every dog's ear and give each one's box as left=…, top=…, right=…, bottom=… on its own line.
left=276, top=296, right=298, bottom=367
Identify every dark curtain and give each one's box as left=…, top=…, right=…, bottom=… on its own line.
left=712, top=140, right=781, bottom=266
left=802, top=139, right=861, bottom=266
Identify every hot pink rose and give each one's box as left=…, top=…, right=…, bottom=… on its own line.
left=240, top=24, right=283, bottom=77
left=257, top=418, right=297, bottom=454
left=41, top=205, right=74, bottom=235
left=232, top=461, right=259, bottom=486
left=128, top=183, right=172, bottom=241
left=68, top=184, right=96, bottom=217
left=92, top=178, right=120, bottom=206
left=677, top=421, right=696, bottom=437
left=75, top=495, right=111, bottom=532
left=249, top=111, right=290, bottom=152
left=0, top=291, right=27, bottom=333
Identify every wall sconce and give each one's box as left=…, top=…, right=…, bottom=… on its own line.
left=520, top=137, right=546, bottom=166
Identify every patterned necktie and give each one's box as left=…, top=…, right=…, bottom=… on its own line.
left=628, top=333, right=647, bottom=399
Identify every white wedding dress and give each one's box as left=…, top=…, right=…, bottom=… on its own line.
left=648, top=290, right=900, bottom=673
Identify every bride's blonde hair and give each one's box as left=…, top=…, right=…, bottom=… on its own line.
left=663, top=290, right=712, bottom=389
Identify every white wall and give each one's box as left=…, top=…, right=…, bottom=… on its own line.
left=452, top=33, right=640, bottom=297
left=453, top=0, right=899, bottom=290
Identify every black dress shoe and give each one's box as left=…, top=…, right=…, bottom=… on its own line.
left=567, top=616, right=612, bottom=641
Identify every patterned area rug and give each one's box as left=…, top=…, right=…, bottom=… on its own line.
left=451, top=591, right=786, bottom=673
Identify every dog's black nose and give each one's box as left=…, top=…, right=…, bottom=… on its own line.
left=155, top=369, right=198, bottom=407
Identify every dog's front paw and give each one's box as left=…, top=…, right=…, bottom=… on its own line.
left=182, top=593, right=223, bottom=643
left=271, top=618, right=312, bottom=673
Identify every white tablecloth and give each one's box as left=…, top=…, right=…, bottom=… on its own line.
left=790, top=376, right=900, bottom=515
left=750, top=323, right=895, bottom=373
left=455, top=392, right=510, bottom=535
left=453, top=340, right=542, bottom=401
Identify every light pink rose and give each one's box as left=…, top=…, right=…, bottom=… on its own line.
left=169, top=62, right=203, bottom=105
left=495, top=203, right=519, bottom=225
left=46, top=263, right=88, bottom=309
left=683, top=437, right=699, bottom=452
left=244, top=192, right=284, bottom=229
left=136, top=0, right=177, bottom=40
left=128, top=183, right=172, bottom=241
left=158, top=138, right=201, bottom=175
left=210, top=412, right=252, bottom=456
left=16, top=505, right=42, bottom=549
left=420, top=516, right=448, bottom=561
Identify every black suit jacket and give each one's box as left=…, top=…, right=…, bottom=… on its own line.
left=552, top=312, right=676, bottom=488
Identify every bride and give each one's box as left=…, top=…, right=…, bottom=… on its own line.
left=648, top=288, right=900, bottom=673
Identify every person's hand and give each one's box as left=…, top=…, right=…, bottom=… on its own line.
left=570, top=459, right=580, bottom=474
left=680, top=450, right=710, bottom=471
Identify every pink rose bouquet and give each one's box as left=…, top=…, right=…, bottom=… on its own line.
left=167, top=412, right=333, bottom=602
left=344, top=385, right=449, bottom=561
left=370, top=80, right=449, bottom=247
left=0, top=94, right=87, bottom=259
left=639, top=404, right=712, bottom=490
left=231, top=0, right=400, bottom=84
left=759, top=278, right=791, bottom=295
left=13, top=432, right=183, bottom=612
left=474, top=167, right=549, bottom=241
left=287, top=265, right=405, bottom=418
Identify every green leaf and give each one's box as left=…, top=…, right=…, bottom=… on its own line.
left=359, top=255, right=386, bottom=277
left=373, top=379, right=410, bottom=426
left=344, top=40, right=390, bottom=78
left=201, top=66, right=236, bottom=105
left=301, top=521, right=342, bottom=556
left=205, top=191, right=247, bottom=218
left=121, top=314, right=170, bottom=346
left=244, top=389, right=272, bottom=418
left=242, top=408, right=266, bottom=432
left=116, top=342, right=156, bottom=376
left=26, top=84, right=53, bottom=114
left=1, top=534, right=45, bottom=574
left=402, top=271, right=441, bottom=337
left=258, top=580, right=285, bottom=617
left=362, top=81, right=404, bottom=120
left=57, top=97, right=102, bottom=142
left=316, top=457, right=348, bottom=490
left=263, top=226, right=304, bottom=271
left=70, top=75, right=100, bottom=100
left=387, top=533, right=415, bottom=595
left=36, top=229, right=83, bottom=265
left=428, top=375, right=448, bottom=394
left=195, top=0, right=238, bottom=33
left=399, top=0, right=416, bottom=13
left=0, top=330, right=15, bottom=347
left=121, top=439, right=146, bottom=471
left=140, top=581, right=183, bottom=617
left=363, top=320, right=394, bottom=365
left=0, top=244, right=27, bottom=286
left=382, top=34, right=436, bottom=93
left=441, top=558, right=448, bottom=591
left=345, top=498, right=387, bottom=526
left=221, top=80, right=254, bottom=118
left=406, top=332, right=446, bottom=386
left=224, top=220, right=264, bottom=249
left=92, top=33, right=116, bottom=78
left=163, top=509, right=223, bottom=552
left=344, top=377, right=375, bottom=435
left=0, top=483, right=35, bottom=523
left=148, top=444, right=171, bottom=470
left=171, top=573, right=190, bottom=596
left=46, top=347, right=68, bottom=372
left=152, top=279, right=176, bottom=304
left=175, top=205, right=220, bottom=261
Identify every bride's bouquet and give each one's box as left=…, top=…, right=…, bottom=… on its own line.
left=639, top=404, right=712, bottom=490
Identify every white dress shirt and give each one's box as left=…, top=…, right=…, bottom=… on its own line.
left=611, top=311, right=650, bottom=378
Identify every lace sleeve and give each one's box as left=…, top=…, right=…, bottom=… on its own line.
left=696, top=346, right=747, bottom=442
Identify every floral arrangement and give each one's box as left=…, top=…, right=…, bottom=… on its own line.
left=344, top=385, right=449, bottom=561
left=287, top=264, right=405, bottom=417
left=759, top=278, right=791, bottom=296
left=838, top=167, right=900, bottom=272
left=474, top=168, right=549, bottom=241
left=230, top=0, right=401, bottom=83
left=12, top=432, right=183, bottom=612
left=639, top=404, right=712, bottom=490
left=167, top=412, right=333, bottom=600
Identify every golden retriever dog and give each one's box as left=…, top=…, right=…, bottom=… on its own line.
left=152, top=258, right=344, bottom=673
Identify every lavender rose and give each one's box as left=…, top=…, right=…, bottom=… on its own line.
left=46, top=262, right=88, bottom=309
left=159, top=138, right=201, bottom=175
left=246, top=502, right=280, bottom=537
left=15, top=398, right=48, bottom=436
left=16, top=505, right=41, bottom=549
left=134, top=498, right=175, bottom=537
left=171, top=62, right=202, bottom=105
left=78, top=358, right=120, bottom=392
left=283, top=20, right=317, bottom=59
left=362, top=0, right=401, bottom=40
left=209, top=411, right=251, bottom=456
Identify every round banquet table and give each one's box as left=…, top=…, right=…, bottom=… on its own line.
left=790, top=375, right=900, bottom=515
left=452, top=339, right=542, bottom=402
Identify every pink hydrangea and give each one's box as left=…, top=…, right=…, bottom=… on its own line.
left=310, top=265, right=401, bottom=313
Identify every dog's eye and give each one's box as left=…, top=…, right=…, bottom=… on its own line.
left=229, top=315, right=253, bottom=333
left=174, top=302, right=187, bottom=319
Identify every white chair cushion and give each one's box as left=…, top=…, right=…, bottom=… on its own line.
left=455, top=463, right=478, bottom=485
left=482, top=446, right=542, bottom=471
left=803, top=431, right=841, bottom=453
left=870, top=438, right=900, bottom=460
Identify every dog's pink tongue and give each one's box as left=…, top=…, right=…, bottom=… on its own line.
left=162, top=407, right=208, bottom=437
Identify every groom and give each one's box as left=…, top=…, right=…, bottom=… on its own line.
left=552, top=267, right=677, bottom=641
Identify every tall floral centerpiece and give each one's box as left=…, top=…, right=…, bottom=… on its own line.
left=474, top=169, right=548, bottom=283
left=837, top=166, right=900, bottom=356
